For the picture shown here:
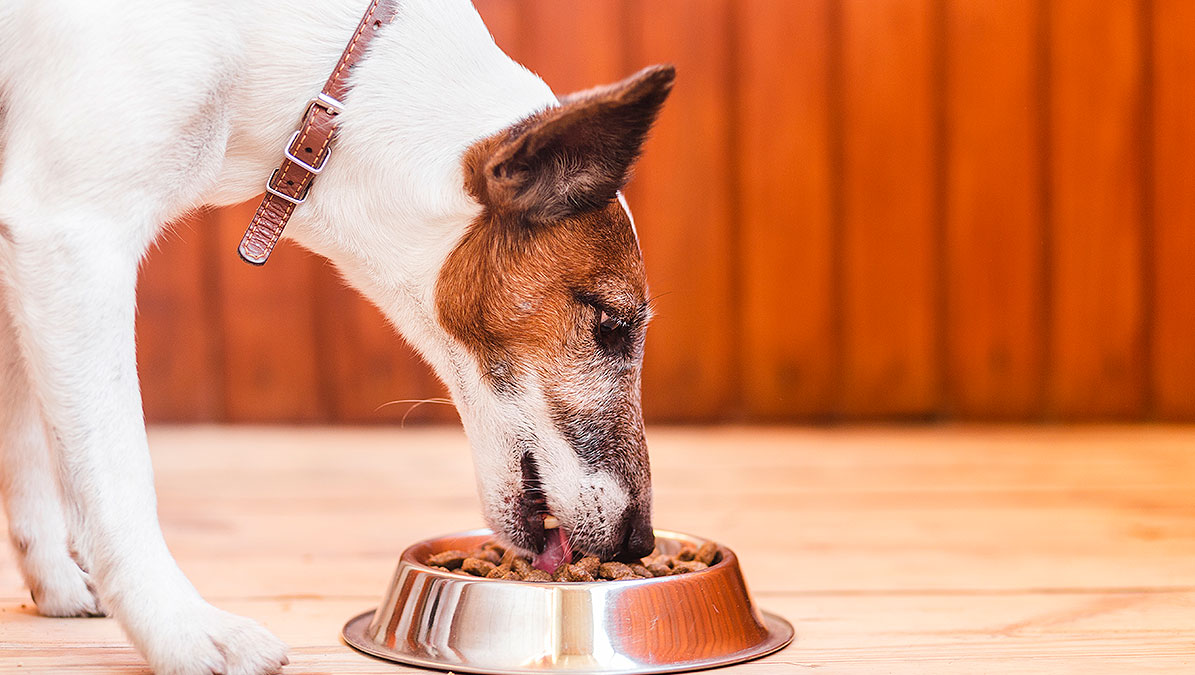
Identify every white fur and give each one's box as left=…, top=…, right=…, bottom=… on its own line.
left=616, top=191, right=641, bottom=253
left=456, top=366, right=631, bottom=556
left=0, top=0, right=619, bottom=673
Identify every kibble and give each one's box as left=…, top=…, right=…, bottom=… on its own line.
left=511, top=556, right=534, bottom=576
left=671, top=560, right=708, bottom=575
left=556, top=563, right=595, bottom=582
left=484, top=565, right=520, bottom=580
left=424, top=539, right=722, bottom=582
left=646, top=559, right=672, bottom=577
left=461, top=557, right=496, bottom=577
left=426, top=550, right=468, bottom=568
left=575, top=556, right=601, bottom=578
left=476, top=548, right=502, bottom=565
left=598, top=561, right=632, bottom=580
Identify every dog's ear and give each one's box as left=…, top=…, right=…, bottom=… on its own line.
left=471, top=64, right=676, bottom=224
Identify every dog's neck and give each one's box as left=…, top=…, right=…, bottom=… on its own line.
left=211, top=0, right=557, bottom=374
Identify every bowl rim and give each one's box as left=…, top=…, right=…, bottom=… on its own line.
left=401, top=527, right=737, bottom=585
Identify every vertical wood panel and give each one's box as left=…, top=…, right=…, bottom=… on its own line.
left=943, top=0, right=1044, bottom=418
left=136, top=217, right=222, bottom=421
left=130, top=0, right=1194, bottom=425
left=737, top=0, right=837, bottom=419
left=472, top=0, right=523, bottom=60
left=1152, top=0, right=1195, bottom=420
left=315, top=276, right=454, bottom=424
left=625, top=0, right=736, bottom=422
left=1048, top=1, right=1147, bottom=419
left=520, top=0, right=625, bottom=93
left=214, top=203, right=326, bottom=422
left=840, top=0, right=938, bottom=417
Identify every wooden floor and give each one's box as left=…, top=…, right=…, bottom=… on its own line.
left=1, top=426, right=1194, bottom=673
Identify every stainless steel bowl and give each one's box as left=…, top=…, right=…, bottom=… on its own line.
left=342, top=529, right=793, bottom=674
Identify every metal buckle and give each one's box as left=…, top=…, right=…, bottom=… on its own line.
left=309, top=92, right=345, bottom=116
left=283, top=93, right=344, bottom=174
left=284, top=130, right=330, bottom=174
left=263, top=92, right=344, bottom=205
left=264, top=168, right=310, bottom=206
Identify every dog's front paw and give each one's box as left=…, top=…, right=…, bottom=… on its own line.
left=135, top=604, right=289, bottom=675
left=25, top=550, right=104, bottom=617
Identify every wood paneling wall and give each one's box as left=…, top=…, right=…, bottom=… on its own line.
left=136, top=0, right=1195, bottom=424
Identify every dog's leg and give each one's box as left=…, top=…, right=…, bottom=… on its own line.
left=0, top=220, right=288, bottom=675
left=0, top=292, right=103, bottom=617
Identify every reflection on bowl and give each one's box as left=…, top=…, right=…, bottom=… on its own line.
left=342, top=529, right=793, bottom=674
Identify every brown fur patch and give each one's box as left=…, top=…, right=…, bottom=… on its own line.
left=435, top=198, right=646, bottom=391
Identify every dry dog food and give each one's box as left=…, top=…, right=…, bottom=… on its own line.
left=425, top=539, right=721, bottom=582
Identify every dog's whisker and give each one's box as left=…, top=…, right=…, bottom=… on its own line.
left=372, top=398, right=457, bottom=428
left=374, top=398, right=455, bottom=411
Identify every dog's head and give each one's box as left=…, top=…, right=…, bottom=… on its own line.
left=434, top=65, right=675, bottom=567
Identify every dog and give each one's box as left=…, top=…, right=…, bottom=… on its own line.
left=0, top=0, right=675, bottom=672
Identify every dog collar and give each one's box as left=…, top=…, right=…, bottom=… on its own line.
left=238, top=0, right=398, bottom=266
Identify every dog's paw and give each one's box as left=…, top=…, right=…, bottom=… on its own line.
left=26, top=552, right=105, bottom=617
left=137, top=604, right=289, bottom=675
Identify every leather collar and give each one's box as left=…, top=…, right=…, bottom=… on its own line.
left=238, top=0, right=399, bottom=266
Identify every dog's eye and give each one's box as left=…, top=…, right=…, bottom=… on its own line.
left=599, top=310, right=622, bottom=333
left=595, top=308, right=630, bottom=352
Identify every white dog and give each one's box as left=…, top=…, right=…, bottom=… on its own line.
left=0, top=0, right=674, bottom=672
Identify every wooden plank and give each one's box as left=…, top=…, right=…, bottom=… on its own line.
left=1047, top=1, right=1147, bottom=419
left=736, top=0, right=837, bottom=420
left=212, top=203, right=327, bottom=422
left=624, top=0, right=736, bottom=422
left=3, top=592, right=1194, bottom=674
left=942, top=0, right=1045, bottom=419
left=6, top=427, right=1195, bottom=672
left=122, top=426, right=1195, bottom=597
left=840, top=0, right=939, bottom=417
left=136, top=216, right=222, bottom=421
left=519, top=0, right=625, bottom=94
left=8, top=426, right=1195, bottom=600
left=1152, top=0, right=1195, bottom=421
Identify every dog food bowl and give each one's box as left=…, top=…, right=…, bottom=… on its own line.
left=342, top=528, right=793, bottom=674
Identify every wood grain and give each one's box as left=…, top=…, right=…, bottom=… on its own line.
left=519, top=0, right=625, bottom=94
left=942, top=0, right=1045, bottom=419
left=736, top=0, right=838, bottom=420
left=1151, top=0, right=1195, bottom=420
left=123, top=0, right=1195, bottom=424
left=624, top=0, right=737, bottom=422
left=4, top=425, right=1195, bottom=672
left=840, top=0, right=939, bottom=417
left=314, top=277, right=454, bottom=424
left=1047, top=0, right=1147, bottom=419
left=136, top=216, right=223, bottom=421
left=213, top=203, right=328, bottom=422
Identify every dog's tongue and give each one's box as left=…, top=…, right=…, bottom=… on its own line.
left=533, top=519, right=572, bottom=572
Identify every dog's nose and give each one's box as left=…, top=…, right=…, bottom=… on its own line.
left=616, top=505, right=655, bottom=560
